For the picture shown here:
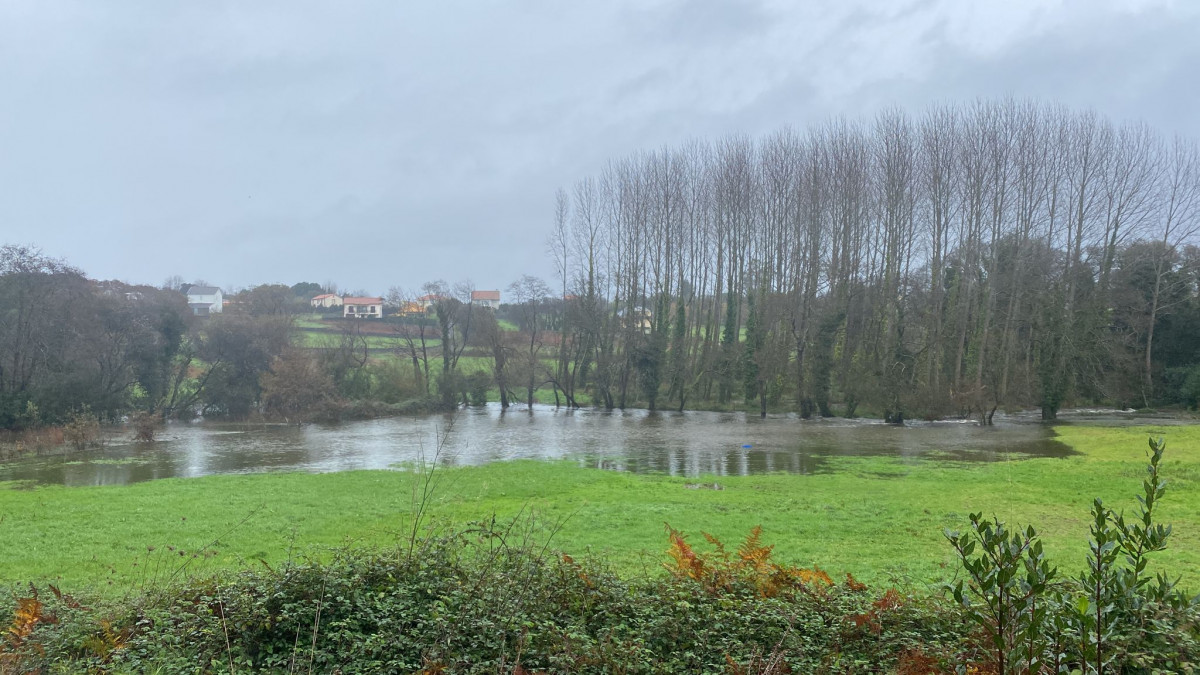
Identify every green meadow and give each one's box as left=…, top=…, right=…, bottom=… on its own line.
left=0, top=424, right=1196, bottom=593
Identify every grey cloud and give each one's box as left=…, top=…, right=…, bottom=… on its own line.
left=0, top=1, right=1196, bottom=293
left=626, top=0, right=775, bottom=45
left=845, top=3, right=1200, bottom=134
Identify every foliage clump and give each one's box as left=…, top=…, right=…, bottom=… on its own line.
left=2, top=523, right=957, bottom=674
left=946, top=436, right=1200, bottom=673
left=127, top=411, right=159, bottom=442
left=665, top=524, right=833, bottom=598
left=61, top=409, right=100, bottom=451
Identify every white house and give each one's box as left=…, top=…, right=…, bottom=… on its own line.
left=471, top=290, right=501, bottom=309
left=310, top=293, right=344, bottom=309
left=343, top=296, right=383, bottom=318
left=186, top=285, right=223, bottom=316
left=617, top=306, right=652, bottom=334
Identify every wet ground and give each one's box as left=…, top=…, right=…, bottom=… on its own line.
left=0, top=405, right=1184, bottom=487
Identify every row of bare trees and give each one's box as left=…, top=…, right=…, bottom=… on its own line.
left=546, top=100, right=1200, bottom=420
left=384, top=276, right=558, bottom=410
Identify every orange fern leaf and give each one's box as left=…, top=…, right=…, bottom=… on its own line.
left=702, top=531, right=730, bottom=561
left=844, top=573, right=868, bottom=592
left=874, top=588, right=902, bottom=611
left=792, top=566, right=833, bottom=587
left=664, top=524, right=707, bottom=581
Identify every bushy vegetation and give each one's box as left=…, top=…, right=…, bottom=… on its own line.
left=1, top=522, right=964, bottom=674
left=945, top=437, right=1200, bottom=673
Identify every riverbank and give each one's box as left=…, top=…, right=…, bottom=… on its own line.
left=1, top=425, right=1196, bottom=593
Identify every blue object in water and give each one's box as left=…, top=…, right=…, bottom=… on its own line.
left=741, top=444, right=752, bottom=449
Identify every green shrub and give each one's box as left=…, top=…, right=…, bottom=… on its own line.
left=467, top=371, right=490, bottom=406
left=946, top=437, right=1200, bottom=674
left=1181, top=366, right=1200, bottom=410
left=437, top=370, right=465, bottom=408
left=62, top=408, right=100, bottom=450
left=6, top=522, right=960, bottom=674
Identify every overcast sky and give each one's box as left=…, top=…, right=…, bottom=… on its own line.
left=2, top=0, right=1198, bottom=295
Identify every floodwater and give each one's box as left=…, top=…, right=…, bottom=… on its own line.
left=0, top=405, right=1178, bottom=487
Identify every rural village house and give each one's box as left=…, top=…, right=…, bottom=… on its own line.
left=343, top=296, right=383, bottom=318
left=310, top=293, right=343, bottom=309
left=186, top=285, right=223, bottom=316
left=471, top=289, right=501, bottom=309
left=393, top=301, right=425, bottom=316
left=417, top=293, right=446, bottom=310
left=618, top=306, right=653, bottom=334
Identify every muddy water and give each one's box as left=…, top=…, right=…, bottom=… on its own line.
left=0, top=405, right=1171, bottom=487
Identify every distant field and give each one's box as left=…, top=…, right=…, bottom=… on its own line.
left=293, top=314, right=331, bottom=329
left=293, top=330, right=442, bottom=350
left=291, top=313, right=444, bottom=350
left=1, top=425, right=1197, bottom=594
left=380, top=354, right=571, bottom=404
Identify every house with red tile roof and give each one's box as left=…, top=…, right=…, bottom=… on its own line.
left=471, top=290, right=501, bottom=309
left=417, top=293, right=448, bottom=310
left=310, top=293, right=343, bottom=309
left=343, top=296, right=383, bottom=318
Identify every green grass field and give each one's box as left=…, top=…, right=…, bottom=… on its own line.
left=1, top=425, right=1197, bottom=594
left=293, top=330, right=442, bottom=350
left=292, top=314, right=331, bottom=329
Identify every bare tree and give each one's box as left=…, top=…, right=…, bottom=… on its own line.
left=387, top=286, right=434, bottom=395
left=1139, top=137, right=1200, bottom=402
left=547, top=100, right=1200, bottom=419
left=507, top=275, right=553, bottom=408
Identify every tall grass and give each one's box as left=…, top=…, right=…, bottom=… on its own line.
left=0, top=427, right=67, bottom=462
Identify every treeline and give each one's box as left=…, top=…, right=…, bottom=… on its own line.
left=0, top=241, right=534, bottom=431
left=0, top=245, right=193, bottom=429
left=545, top=99, right=1200, bottom=420
left=0, top=248, right=439, bottom=431
left=6, top=100, right=1200, bottom=427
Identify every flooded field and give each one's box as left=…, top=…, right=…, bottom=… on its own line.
left=5, top=405, right=1179, bottom=487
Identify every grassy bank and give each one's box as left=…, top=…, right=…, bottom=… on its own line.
left=0, top=425, right=1197, bottom=593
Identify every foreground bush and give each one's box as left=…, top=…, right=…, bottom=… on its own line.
left=945, top=437, right=1200, bottom=674
left=2, top=522, right=963, bottom=674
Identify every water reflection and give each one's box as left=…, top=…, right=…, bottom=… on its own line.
left=0, top=404, right=1085, bottom=487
